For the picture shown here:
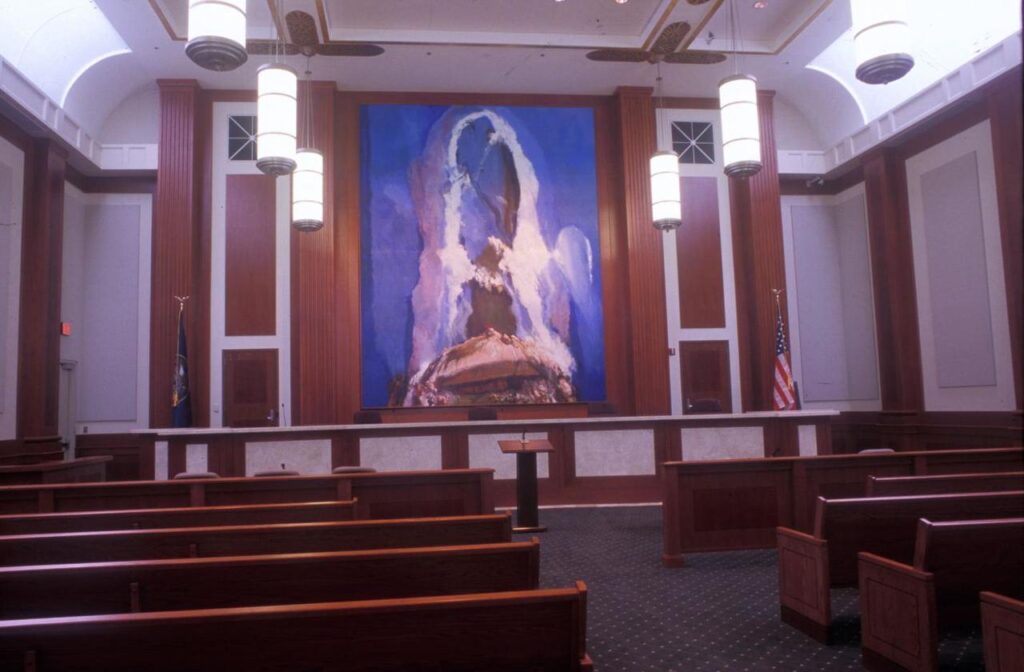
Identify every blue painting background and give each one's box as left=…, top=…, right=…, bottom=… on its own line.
left=360, top=103, right=606, bottom=406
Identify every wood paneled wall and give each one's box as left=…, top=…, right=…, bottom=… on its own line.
left=17, top=139, right=66, bottom=439
left=291, top=82, right=338, bottom=425
left=677, top=177, right=725, bottom=329
left=150, top=80, right=202, bottom=428
left=729, top=91, right=787, bottom=411
left=225, top=175, right=276, bottom=336
left=988, top=82, right=1023, bottom=410
left=863, top=149, right=924, bottom=411
left=614, top=87, right=671, bottom=415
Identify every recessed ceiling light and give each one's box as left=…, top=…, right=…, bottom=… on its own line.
left=753, top=1, right=767, bottom=7
left=616, top=0, right=629, bottom=4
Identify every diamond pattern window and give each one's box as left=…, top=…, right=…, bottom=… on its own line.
left=228, top=115, right=257, bottom=161
left=671, top=121, right=715, bottom=165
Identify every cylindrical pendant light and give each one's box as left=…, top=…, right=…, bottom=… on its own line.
left=719, top=74, right=762, bottom=178
left=293, top=149, right=324, bottom=231
left=186, top=0, right=248, bottom=71
left=256, top=63, right=297, bottom=176
left=650, top=151, right=682, bottom=231
left=851, top=0, right=914, bottom=85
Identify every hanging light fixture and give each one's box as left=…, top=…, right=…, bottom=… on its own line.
left=256, top=3, right=296, bottom=176
left=292, top=58, right=323, bottom=232
left=851, top=0, right=914, bottom=85
left=718, top=0, right=762, bottom=178
left=649, top=74, right=681, bottom=231
left=186, top=0, right=248, bottom=71
left=650, top=62, right=681, bottom=232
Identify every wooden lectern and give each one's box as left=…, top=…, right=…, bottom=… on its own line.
left=498, top=437, right=554, bottom=533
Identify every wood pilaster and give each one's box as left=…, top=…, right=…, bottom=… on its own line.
left=729, top=91, right=788, bottom=411
left=863, top=150, right=924, bottom=411
left=988, top=83, right=1023, bottom=410
left=17, top=139, right=66, bottom=439
left=334, top=92, right=362, bottom=425
left=150, top=80, right=202, bottom=428
left=291, top=82, right=338, bottom=424
left=613, top=86, right=670, bottom=415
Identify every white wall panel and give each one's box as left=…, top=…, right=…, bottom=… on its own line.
left=906, top=121, right=1014, bottom=410
left=359, top=436, right=442, bottom=472
left=0, top=136, right=23, bottom=440
left=245, top=440, right=331, bottom=476
left=781, top=185, right=880, bottom=410
left=574, top=429, right=655, bottom=477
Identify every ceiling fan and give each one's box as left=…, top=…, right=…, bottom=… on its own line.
left=247, top=10, right=384, bottom=58
left=586, top=21, right=726, bottom=65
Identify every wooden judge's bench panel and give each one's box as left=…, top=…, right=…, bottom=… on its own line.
left=68, top=411, right=835, bottom=507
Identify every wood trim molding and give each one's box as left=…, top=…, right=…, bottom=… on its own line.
left=150, top=80, right=201, bottom=428
left=729, top=91, right=788, bottom=411
left=988, top=84, right=1023, bottom=410
left=291, top=82, right=338, bottom=424
left=17, top=139, right=66, bottom=439
left=614, top=86, right=671, bottom=415
left=863, top=150, right=924, bottom=411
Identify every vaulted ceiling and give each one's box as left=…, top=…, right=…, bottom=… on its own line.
left=1, top=0, right=1021, bottom=153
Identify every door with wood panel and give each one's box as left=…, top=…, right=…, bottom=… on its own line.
left=222, top=349, right=279, bottom=427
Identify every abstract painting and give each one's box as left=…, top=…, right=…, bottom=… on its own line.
left=360, top=104, right=606, bottom=407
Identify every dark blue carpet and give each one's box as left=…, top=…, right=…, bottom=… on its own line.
left=514, top=505, right=984, bottom=671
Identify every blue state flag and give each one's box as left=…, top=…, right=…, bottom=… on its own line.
left=172, top=305, right=192, bottom=428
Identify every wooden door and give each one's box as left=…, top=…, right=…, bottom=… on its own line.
left=679, top=341, right=732, bottom=413
left=222, top=349, right=279, bottom=427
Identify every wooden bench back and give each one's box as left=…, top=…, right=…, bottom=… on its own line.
left=815, top=490, right=1024, bottom=584
left=0, top=584, right=591, bottom=672
left=0, top=512, right=512, bottom=566
left=0, top=468, right=495, bottom=518
left=0, top=500, right=357, bottom=535
left=867, top=472, right=1024, bottom=497
left=916, top=518, right=1024, bottom=626
left=0, top=539, right=540, bottom=620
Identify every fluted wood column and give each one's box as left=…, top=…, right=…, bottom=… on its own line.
left=614, top=86, right=670, bottom=415
left=729, top=91, right=788, bottom=411
left=150, top=80, right=201, bottom=428
left=291, top=81, right=338, bottom=424
left=863, top=149, right=924, bottom=411
left=17, top=139, right=66, bottom=439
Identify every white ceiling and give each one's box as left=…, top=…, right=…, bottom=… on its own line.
left=2, top=0, right=1021, bottom=152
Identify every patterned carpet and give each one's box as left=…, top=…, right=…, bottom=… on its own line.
left=516, top=505, right=984, bottom=672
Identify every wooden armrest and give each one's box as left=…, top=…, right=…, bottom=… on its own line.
left=857, top=551, right=931, bottom=580
left=777, top=526, right=824, bottom=546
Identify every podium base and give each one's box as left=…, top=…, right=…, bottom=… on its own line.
left=513, top=525, right=547, bottom=534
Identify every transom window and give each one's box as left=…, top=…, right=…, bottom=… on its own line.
left=671, top=121, right=715, bottom=165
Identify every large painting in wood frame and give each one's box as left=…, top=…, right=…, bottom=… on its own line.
left=360, top=103, right=607, bottom=407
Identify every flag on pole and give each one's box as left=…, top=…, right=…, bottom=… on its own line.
left=171, top=299, right=192, bottom=428
left=772, top=291, right=798, bottom=411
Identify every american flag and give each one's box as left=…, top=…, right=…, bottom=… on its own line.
left=772, top=304, right=798, bottom=411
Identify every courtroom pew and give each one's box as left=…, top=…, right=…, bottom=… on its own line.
left=0, top=512, right=512, bottom=566
left=981, top=592, right=1024, bottom=672
left=866, top=471, right=1024, bottom=497
left=0, top=468, right=494, bottom=518
left=0, top=584, right=593, bottom=671
left=661, top=447, right=1024, bottom=567
left=0, top=500, right=358, bottom=535
left=775, top=490, right=1024, bottom=641
left=859, top=519, right=1024, bottom=672
left=0, top=539, right=540, bottom=619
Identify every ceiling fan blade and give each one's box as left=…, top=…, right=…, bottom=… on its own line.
left=650, top=21, right=691, bottom=55
left=686, top=0, right=714, bottom=5
left=662, top=51, right=728, bottom=65
left=316, top=43, right=386, bottom=57
left=286, top=10, right=319, bottom=49
left=246, top=40, right=300, bottom=56
left=586, top=49, right=651, bottom=63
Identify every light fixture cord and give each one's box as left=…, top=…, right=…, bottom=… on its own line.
left=304, top=55, right=313, bottom=149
